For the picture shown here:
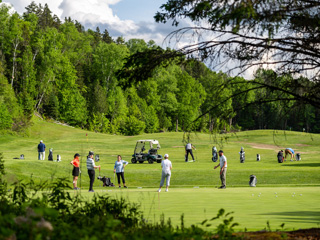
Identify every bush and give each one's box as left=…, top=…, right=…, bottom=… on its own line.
left=119, top=116, right=146, bottom=136
left=0, top=102, right=13, bottom=130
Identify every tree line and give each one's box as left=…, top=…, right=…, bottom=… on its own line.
left=0, top=2, right=319, bottom=135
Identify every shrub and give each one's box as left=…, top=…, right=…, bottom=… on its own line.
left=0, top=102, right=13, bottom=130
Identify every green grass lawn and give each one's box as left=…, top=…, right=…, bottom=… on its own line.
left=1, top=117, right=320, bottom=231
left=75, top=187, right=320, bottom=231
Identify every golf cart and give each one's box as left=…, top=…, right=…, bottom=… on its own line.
left=131, top=140, right=163, bottom=164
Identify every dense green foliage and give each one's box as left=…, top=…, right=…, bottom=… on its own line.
left=1, top=2, right=320, bottom=135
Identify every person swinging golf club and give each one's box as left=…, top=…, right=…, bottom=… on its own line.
left=214, top=150, right=227, bottom=189
left=86, top=151, right=100, bottom=192
left=158, top=154, right=172, bottom=192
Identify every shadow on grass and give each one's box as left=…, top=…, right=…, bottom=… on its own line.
left=259, top=211, right=320, bottom=223
left=281, top=163, right=320, bottom=167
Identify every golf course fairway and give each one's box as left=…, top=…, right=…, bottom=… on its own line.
left=1, top=118, right=319, bottom=232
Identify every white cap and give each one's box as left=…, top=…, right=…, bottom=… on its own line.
left=164, top=154, right=169, bottom=158
left=40, top=140, right=43, bottom=142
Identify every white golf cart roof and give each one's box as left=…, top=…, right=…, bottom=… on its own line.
left=137, top=140, right=159, bottom=145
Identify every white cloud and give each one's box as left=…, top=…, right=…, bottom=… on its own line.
left=58, top=0, right=138, bottom=33
left=3, top=0, right=178, bottom=46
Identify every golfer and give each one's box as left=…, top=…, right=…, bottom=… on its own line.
left=214, top=150, right=227, bottom=189
left=113, top=155, right=128, bottom=188
left=86, top=151, right=100, bottom=192
left=70, top=153, right=80, bottom=190
left=285, top=148, right=295, bottom=161
left=158, top=154, right=172, bottom=192
left=185, top=143, right=196, bottom=162
left=37, top=140, right=46, bottom=160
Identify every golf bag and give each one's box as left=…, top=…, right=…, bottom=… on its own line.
left=277, top=151, right=284, bottom=163
left=249, top=175, right=257, bottom=187
left=256, top=154, right=260, bottom=161
left=212, top=146, right=218, bottom=162
left=97, top=176, right=115, bottom=187
left=239, top=147, right=245, bottom=163
left=48, top=149, right=53, bottom=161
left=57, top=155, right=61, bottom=162
left=296, top=153, right=301, bottom=161
left=19, top=154, right=24, bottom=160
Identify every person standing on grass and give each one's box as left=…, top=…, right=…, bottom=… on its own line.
left=114, top=155, right=128, bottom=188
left=185, top=143, right=196, bottom=162
left=214, top=150, right=227, bottom=189
left=158, top=154, right=172, bottom=192
left=285, top=148, right=296, bottom=161
left=37, top=140, right=46, bottom=160
left=70, top=153, right=80, bottom=190
left=87, top=151, right=100, bottom=192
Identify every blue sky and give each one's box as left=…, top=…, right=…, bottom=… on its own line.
left=3, top=0, right=178, bottom=45
left=110, top=0, right=166, bottom=22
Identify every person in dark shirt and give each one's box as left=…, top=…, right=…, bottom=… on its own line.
left=37, top=140, right=46, bottom=160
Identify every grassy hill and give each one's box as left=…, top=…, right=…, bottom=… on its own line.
left=1, top=117, right=320, bottom=188
left=1, top=117, right=320, bottom=231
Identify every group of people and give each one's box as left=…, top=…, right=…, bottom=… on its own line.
left=39, top=139, right=297, bottom=192
left=69, top=150, right=174, bottom=192
left=70, top=152, right=129, bottom=192
left=68, top=149, right=226, bottom=192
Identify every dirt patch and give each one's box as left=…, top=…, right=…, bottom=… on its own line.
left=236, top=142, right=317, bottom=154
left=295, top=143, right=311, bottom=147
left=236, top=142, right=282, bottom=152
left=233, top=228, right=320, bottom=240
left=172, top=146, right=184, bottom=148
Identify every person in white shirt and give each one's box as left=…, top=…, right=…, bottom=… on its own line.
left=185, top=143, right=196, bottom=162
left=158, top=154, right=172, bottom=192
left=214, top=150, right=227, bottom=189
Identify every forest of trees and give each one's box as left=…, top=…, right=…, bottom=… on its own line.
left=0, top=2, right=319, bottom=135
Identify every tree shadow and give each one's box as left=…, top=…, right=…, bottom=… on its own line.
left=259, top=211, right=320, bottom=223
left=281, top=163, right=320, bottom=167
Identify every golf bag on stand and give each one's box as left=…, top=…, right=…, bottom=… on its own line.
left=212, top=146, right=218, bottom=162
left=48, top=149, right=53, bottom=161
left=256, top=154, right=260, bottom=161
left=277, top=150, right=284, bottom=163
left=239, top=147, right=245, bottom=163
left=97, top=176, right=115, bottom=187
left=249, top=175, right=257, bottom=187
left=296, top=153, right=301, bottom=161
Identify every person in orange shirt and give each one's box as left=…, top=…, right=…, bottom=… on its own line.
left=70, top=153, right=80, bottom=190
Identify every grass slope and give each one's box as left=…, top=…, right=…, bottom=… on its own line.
left=1, top=117, right=320, bottom=230
left=2, top=117, right=320, bottom=188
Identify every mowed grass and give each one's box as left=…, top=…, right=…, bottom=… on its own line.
left=1, top=117, right=320, bottom=230
left=76, top=187, right=320, bottom=231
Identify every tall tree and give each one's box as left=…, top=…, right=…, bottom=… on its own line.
left=102, top=29, right=113, bottom=44
left=154, top=0, right=320, bottom=109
